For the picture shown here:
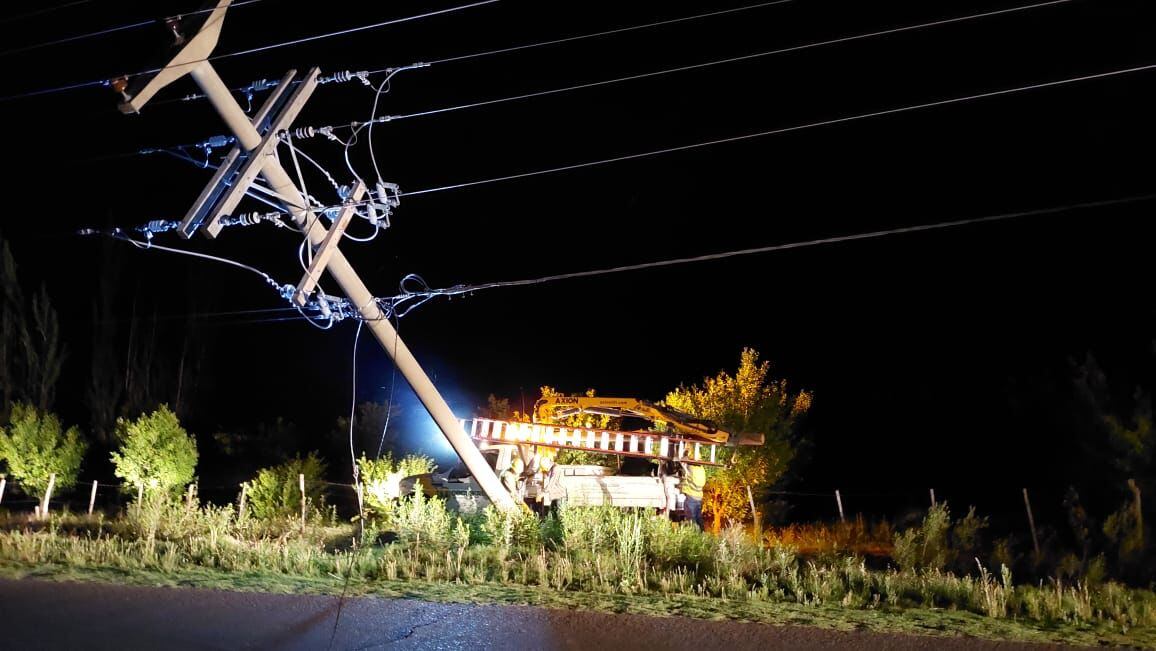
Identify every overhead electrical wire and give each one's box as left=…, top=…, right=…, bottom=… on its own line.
left=0, top=0, right=269, bottom=58
left=391, top=193, right=1156, bottom=301
left=141, top=57, right=1156, bottom=230
left=363, top=0, right=1076, bottom=125
left=0, top=0, right=93, bottom=26
left=214, top=0, right=498, bottom=61
left=153, top=0, right=798, bottom=110
left=405, top=0, right=794, bottom=68
left=398, top=61, right=1156, bottom=197
left=94, top=191, right=1156, bottom=326
left=0, top=0, right=498, bottom=103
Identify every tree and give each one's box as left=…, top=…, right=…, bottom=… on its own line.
left=0, top=238, right=67, bottom=413
left=243, top=453, right=327, bottom=521
left=0, top=403, right=87, bottom=499
left=85, top=238, right=123, bottom=445
left=0, top=238, right=22, bottom=417
left=665, top=348, right=811, bottom=531
left=20, top=285, right=66, bottom=411
left=111, top=405, right=198, bottom=496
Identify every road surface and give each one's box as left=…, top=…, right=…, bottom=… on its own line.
left=0, top=579, right=1068, bottom=650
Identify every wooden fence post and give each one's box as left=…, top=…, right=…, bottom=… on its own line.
left=746, top=485, right=760, bottom=539
left=0, top=477, right=6, bottom=506
left=88, top=480, right=99, bottom=516
left=835, top=489, right=845, bottom=522
left=1022, top=488, right=1040, bottom=557
left=930, top=488, right=936, bottom=508
left=238, top=483, right=247, bottom=518
left=40, top=473, right=56, bottom=519
left=299, top=473, right=306, bottom=526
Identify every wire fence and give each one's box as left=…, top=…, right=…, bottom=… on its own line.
left=0, top=473, right=1070, bottom=542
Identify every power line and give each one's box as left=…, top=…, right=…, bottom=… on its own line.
left=0, top=0, right=92, bottom=26
left=0, top=0, right=269, bottom=58
left=372, top=0, right=1075, bottom=124
left=214, top=0, right=499, bottom=61
left=0, top=0, right=499, bottom=103
left=409, top=0, right=794, bottom=68
left=400, top=60, right=1156, bottom=197
left=394, top=193, right=1156, bottom=300
left=151, top=0, right=798, bottom=111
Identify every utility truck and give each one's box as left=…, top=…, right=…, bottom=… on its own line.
left=426, top=395, right=764, bottom=512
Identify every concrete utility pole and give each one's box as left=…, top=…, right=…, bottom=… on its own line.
left=115, top=0, right=514, bottom=510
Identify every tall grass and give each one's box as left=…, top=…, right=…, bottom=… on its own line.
left=1, top=499, right=1153, bottom=634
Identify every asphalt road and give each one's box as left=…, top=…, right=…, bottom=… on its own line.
left=0, top=579, right=1068, bottom=650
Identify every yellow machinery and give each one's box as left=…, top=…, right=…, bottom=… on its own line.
left=533, top=395, right=765, bottom=447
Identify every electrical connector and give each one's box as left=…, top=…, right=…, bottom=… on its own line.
left=318, top=70, right=371, bottom=86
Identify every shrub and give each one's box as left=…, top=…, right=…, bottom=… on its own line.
left=893, top=503, right=951, bottom=571
left=0, top=403, right=86, bottom=499
left=481, top=503, right=541, bottom=550
left=357, top=453, right=435, bottom=517
left=390, top=485, right=461, bottom=547
left=111, top=405, right=197, bottom=496
left=243, top=453, right=327, bottom=521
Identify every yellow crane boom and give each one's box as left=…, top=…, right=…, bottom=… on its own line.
left=533, top=395, right=764, bottom=447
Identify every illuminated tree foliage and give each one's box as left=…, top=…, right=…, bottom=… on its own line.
left=358, top=453, right=436, bottom=517
left=665, top=348, right=811, bottom=531
left=0, top=403, right=86, bottom=499
left=111, top=405, right=198, bottom=495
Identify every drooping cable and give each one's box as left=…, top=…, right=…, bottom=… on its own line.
left=376, top=313, right=400, bottom=458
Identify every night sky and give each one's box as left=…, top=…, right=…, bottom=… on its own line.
left=2, top=0, right=1154, bottom=519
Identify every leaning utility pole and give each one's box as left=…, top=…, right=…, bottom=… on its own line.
left=113, top=0, right=514, bottom=510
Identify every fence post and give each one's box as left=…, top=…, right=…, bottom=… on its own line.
left=186, top=483, right=196, bottom=512
left=40, top=473, right=56, bottom=519
left=355, top=482, right=365, bottom=539
left=0, top=477, right=6, bottom=506
left=88, top=480, right=99, bottom=516
left=1022, top=488, right=1040, bottom=557
left=835, top=489, right=845, bottom=522
left=930, top=488, right=936, bottom=508
left=746, top=485, right=760, bottom=539
left=238, top=483, right=247, bottom=518
left=299, top=473, right=306, bottom=527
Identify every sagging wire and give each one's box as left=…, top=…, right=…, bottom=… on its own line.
left=348, top=319, right=365, bottom=503
left=376, top=312, right=400, bottom=458
left=78, top=226, right=362, bottom=330
left=82, top=227, right=287, bottom=295
left=279, top=127, right=396, bottom=243
left=367, top=65, right=426, bottom=187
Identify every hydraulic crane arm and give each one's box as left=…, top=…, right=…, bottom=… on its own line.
left=533, top=395, right=764, bottom=446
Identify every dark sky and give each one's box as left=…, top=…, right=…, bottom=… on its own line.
left=2, top=0, right=1154, bottom=515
